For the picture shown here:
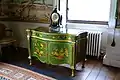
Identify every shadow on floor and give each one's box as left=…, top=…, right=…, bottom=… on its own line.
left=0, top=46, right=73, bottom=80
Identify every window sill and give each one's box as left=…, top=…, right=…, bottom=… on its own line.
left=66, top=22, right=109, bottom=31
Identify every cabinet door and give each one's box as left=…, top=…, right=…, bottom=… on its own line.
left=31, top=38, right=47, bottom=63
left=48, top=42, right=73, bottom=65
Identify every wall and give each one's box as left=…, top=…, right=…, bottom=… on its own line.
left=0, top=21, right=49, bottom=48
left=0, top=0, right=54, bottom=48
left=0, top=21, right=108, bottom=52
left=0, top=0, right=117, bottom=53
left=103, top=28, right=120, bottom=67
left=107, top=28, right=120, bottom=53
left=66, top=23, right=109, bottom=52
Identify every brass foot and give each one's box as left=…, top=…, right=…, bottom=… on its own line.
left=71, top=69, right=75, bottom=77
left=29, top=62, right=32, bottom=65
left=29, top=60, right=32, bottom=65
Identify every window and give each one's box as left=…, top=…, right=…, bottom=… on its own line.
left=61, top=0, right=112, bottom=25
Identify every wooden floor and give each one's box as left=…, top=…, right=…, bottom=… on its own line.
left=73, top=60, right=120, bottom=80
left=29, top=59, right=120, bottom=80
left=1, top=47, right=120, bottom=80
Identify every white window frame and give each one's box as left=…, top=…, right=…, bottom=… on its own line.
left=66, top=0, right=111, bottom=25
left=57, top=0, right=117, bottom=27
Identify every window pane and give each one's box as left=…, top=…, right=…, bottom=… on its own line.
left=68, top=0, right=111, bottom=21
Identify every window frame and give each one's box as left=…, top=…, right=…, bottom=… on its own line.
left=66, top=0, right=111, bottom=25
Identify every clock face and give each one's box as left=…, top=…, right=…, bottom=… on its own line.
left=51, top=13, right=59, bottom=23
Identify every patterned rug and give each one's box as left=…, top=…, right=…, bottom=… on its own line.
left=0, top=62, right=56, bottom=80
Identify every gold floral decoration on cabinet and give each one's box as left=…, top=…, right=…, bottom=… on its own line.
left=51, top=48, right=68, bottom=60
left=34, top=42, right=46, bottom=57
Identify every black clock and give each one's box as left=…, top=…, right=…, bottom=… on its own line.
left=50, top=8, right=62, bottom=31
left=51, top=13, right=59, bottom=23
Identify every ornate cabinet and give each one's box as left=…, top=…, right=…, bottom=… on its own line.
left=26, top=27, right=87, bottom=76
left=31, top=38, right=47, bottom=63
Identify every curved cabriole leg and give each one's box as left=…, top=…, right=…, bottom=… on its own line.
left=71, top=43, right=76, bottom=77
left=71, top=69, right=75, bottom=77
left=26, top=29, right=32, bottom=66
left=71, top=65, right=75, bottom=77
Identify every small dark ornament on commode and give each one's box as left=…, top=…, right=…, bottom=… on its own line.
left=49, top=8, right=62, bottom=32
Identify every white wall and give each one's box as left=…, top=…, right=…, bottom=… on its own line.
left=0, top=21, right=49, bottom=48
left=0, top=0, right=117, bottom=54
left=103, top=28, right=120, bottom=67
left=0, top=21, right=108, bottom=52
left=66, top=23, right=109, bottom=52
left=107, top=28, right=120, bottom=54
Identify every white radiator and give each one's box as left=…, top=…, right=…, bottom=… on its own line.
left=86, top=31, right=102, bottom=58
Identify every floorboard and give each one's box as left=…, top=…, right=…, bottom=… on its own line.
left=1, top=47, right=120, bottom=80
